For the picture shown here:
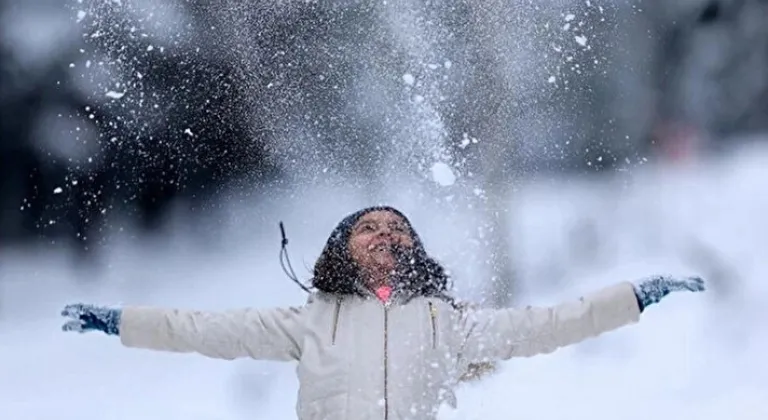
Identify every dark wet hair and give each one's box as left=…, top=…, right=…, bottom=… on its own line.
left=311, top=206, right=451, bottom=299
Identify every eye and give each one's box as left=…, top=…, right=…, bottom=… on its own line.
left=392, top=224, right=407, bottom=233
left=358, top=223, right=375, bottom=232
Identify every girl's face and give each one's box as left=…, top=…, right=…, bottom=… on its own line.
left=348, top=210, right=415, bottom=283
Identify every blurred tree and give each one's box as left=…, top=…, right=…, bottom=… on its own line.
left=4, top=0, right=768, bottom=272
left=641, top=0, right=768, bottom=157
left=1, top=0, right=285, bottom=255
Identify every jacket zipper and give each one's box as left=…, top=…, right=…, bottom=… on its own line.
left=383, top=302, right=389, bottom=420
left=331, top=300, right=341, bottom=345
left=428, top=301, right=438, bottom=349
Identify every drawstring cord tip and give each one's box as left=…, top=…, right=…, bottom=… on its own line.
left=279, top=221, right=311, bottom=293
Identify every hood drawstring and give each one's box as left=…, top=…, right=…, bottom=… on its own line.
left=279, top=221, right=312, bottom=293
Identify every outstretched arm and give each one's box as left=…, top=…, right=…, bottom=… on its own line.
left=62, top=303, right=305, bottom=361
left=457, top=275, right=704, bottom=363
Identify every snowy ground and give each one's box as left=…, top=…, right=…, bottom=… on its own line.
left=2, top=144, right=767, bottom=419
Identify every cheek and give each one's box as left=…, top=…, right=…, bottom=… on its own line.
left=399, top=235, right=415, bottom=247
left=348, top=237, right=368, bottom=261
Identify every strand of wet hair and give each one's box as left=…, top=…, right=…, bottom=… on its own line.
left=279, top=221, right=312, bottom=293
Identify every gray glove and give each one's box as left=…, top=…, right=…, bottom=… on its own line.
left=633, top=275, right=705, bottom=312
left=61, top=303, right=122, bottom=336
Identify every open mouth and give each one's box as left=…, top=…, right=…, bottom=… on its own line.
left=369, top=243, right=392, bottom=252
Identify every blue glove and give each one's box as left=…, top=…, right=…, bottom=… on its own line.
left=633, top=275, right=705, bottom=312
left=61, top=303, right=122, bottom=336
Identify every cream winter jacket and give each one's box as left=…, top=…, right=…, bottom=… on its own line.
left=119, top=281, right=641, bottom=420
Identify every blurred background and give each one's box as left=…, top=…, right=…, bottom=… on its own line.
left=1, top=0, right=767, bottom=418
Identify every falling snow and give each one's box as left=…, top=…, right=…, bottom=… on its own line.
left=105, top=91, right=125, bottom=99
left=430, top=162, right=457, bottom=186
left=7, top=0, right=652, bottom=271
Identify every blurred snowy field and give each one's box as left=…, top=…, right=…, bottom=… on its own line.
left=2, top=143, right=767, bottom=419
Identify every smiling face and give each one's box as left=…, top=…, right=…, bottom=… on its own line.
left=348, top=210, right=415, bottom=287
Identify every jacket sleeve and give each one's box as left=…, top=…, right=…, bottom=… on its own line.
left=457, top=282, right=641, bottom=363
left=118, top=305, right=305, bottom=361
